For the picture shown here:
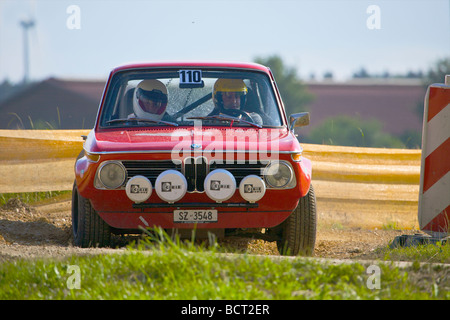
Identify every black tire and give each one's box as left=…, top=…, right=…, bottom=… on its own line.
left=277, top=184, right=317, bottom=256
left=72, top=181, right=112, bottom=248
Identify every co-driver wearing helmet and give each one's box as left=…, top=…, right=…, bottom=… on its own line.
left=129, top=79, right=174, bottom=122
left=209, top=79, right=263, bottom=125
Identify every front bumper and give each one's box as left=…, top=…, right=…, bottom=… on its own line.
left=76, top=152, right=311, bottom=230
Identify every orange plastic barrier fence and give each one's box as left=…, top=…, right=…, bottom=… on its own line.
left=0, top=130, right=420, bottom=193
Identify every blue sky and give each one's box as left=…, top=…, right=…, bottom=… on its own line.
left=1, top=0, right=449, bottom=83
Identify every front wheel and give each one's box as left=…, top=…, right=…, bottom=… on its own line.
left=277, top=185, right=317, bottom=256
left=72, top=181, right=112, bottom=248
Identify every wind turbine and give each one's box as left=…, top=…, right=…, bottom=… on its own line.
left=19, top=17, right=35, bottom=84
left=19, top=0, right=40, bottom=85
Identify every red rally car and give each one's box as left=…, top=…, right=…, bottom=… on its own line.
left=72, top=61, right=316, bottom=255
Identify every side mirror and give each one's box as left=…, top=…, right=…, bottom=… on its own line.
left=289, top=112, right=310, bottom=131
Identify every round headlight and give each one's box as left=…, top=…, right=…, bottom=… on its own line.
left=98, top=161, right=126, bottom=189
left=264, top=161, right=292, bottom=188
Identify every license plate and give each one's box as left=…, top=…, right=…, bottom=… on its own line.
left=173, top=209, right=218, bottom=223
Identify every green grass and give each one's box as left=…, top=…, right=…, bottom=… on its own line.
left=383, top=242, right=450, bottom=264
left=382, top=221, right=400, bottom=230
left=0, top=191, right=71, bottom=206
left=0, top=228, right=448, bottom=300
left=1, top=193, right=448, bottom=300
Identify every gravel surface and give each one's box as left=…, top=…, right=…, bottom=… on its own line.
left=0, top=197, right=421, bottom=262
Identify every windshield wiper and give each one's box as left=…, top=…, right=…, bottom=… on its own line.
left=106, top=117, right=178, bottom=127
left=187, top=114, right=262, bottom=129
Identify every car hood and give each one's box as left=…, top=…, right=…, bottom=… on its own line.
left=86, top=127, right=301, bottom=155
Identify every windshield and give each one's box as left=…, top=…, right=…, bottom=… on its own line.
left=98, top=69, right=284, bottom=128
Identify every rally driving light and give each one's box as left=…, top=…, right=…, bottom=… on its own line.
left=126, top=175, right=152, bottom=203
left=204, top=169, right=236, bottom=203
left=155, top=170, right=188, bottom=203
left=98, top=161, right=126, bottom=189
left=264, top=161, right=293, bottom=188
left=239, top=175, right=266, bottom=203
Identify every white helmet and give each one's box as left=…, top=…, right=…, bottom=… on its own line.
left=133, top=80, right=168, bottom=121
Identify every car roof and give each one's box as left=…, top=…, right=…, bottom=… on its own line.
left=110, top=61, right=271, bottom=75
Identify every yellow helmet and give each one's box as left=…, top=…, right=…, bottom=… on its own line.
left=213, top=79, right=247, bottom=109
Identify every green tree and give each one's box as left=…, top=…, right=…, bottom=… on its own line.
left=306, top=115, right=405, bottom=148
left=253, top=55, right=314, bottom=115
left=424, top=57, right=450, bottom=86
left=398, top=130, right=422, bottom=149
left=416, top=57, right=450, bottom=117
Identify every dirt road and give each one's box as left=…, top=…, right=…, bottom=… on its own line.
left=0, top=131, right=423, bottom=260
left=0, top=196, right=420, bottom=262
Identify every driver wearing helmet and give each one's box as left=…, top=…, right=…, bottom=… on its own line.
left=209, top=79, right=263, bottom=125
left=129, top=79, right=174, bottom=122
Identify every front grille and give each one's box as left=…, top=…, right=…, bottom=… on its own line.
left=183, top=156, right=208, bottom=192
left=183, top=157, right=196, bottom=192
left=121, top=160, right=182, bottom=184
left=120, top=159, right=267, bottom=192
left=211, top=161, right=266, bottom=183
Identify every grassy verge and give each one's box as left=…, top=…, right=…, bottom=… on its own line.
left=0, top=229, right=448, bottom=300
left=383, top=242, right=450, bottom=264
left=1, top=192, right=448, bottom=300
left=0, top=191, right=72, bottom=206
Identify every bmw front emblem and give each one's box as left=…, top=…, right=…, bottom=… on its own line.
left=191, top=143, right=201, bottom=149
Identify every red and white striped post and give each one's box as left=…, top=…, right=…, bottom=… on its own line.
left=418, top=75, right=450, bottom=237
